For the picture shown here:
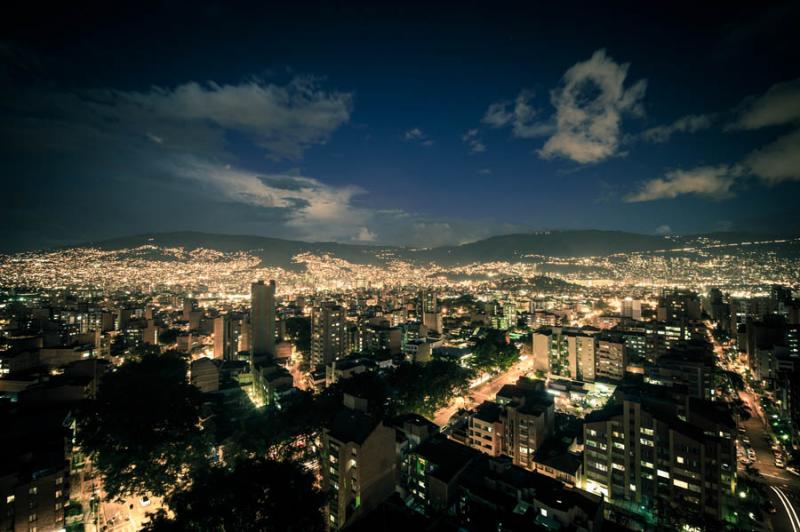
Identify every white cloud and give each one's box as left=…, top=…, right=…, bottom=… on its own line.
left=482, top=90, right=552, bottom=138
left=539, top=49, right=647, bottom=164
left=654, top=224, right=672, bottom=235
left=90, top=77, right=353, bottom=160
left=625, top=164, right=743, bottom=202
left=745, top=129, right=800, bottom=184
left=642, top=114, right=714, bottom=143
left=146, top=132, right=164, bottom=144
left=354, top=227, right=377, bottom=242
left=172, top=157, right=371, bottom=240
left=731, top=78, right=800, bottom=130
left=462, top=128, right=487, bottom=153
left=403, top=127, right=434, bottom=146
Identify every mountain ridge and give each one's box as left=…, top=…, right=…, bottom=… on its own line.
left=69, top=229, right=794, bottom=268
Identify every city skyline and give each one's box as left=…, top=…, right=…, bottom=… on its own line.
left=2, top=2, right=800, bottom=252
left=2, top=5, right=800, bottom=531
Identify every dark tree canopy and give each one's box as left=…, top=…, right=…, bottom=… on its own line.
left=78, top=352, right=207, bottom=500
left=144, top=458, right=325, bottom=532
left=388, top=360, right=473, bottom=417
left=471, top=328, right=519, bottom=374
left=284, top=316, right=311, bottom=355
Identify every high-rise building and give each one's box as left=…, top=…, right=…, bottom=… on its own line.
left=311, top=303, right=347, bottom=368
left=213, top=314, right=235, bottom=360
left=656, top=289, right=701, bottom=323
left=420, top=290, right=437, bottom=314
left=644, top=341, right=716, bottom=399
left=321, top=394, right=396, bottom=531
left=583, top=384, right=736, bottom=522
left=596, top=334, right=626, bottom=381
left=466, top=379, right=555, bottom=471
left=190, top=357, right=220, bottom=393
left=621, top=297, right=642, bottom=320
left=531, top=327, right=598, bottom=381
left=182, top=297, right=196, bottom=321
left=143, top=318, right=158, bottom=345
left=250, top=280, right=276, bottom=359
left=532, top=329, right=551, bottom=373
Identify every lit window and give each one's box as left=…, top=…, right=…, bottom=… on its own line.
left=676, top=456, right=684, bottom=464
left=657, top=469, right=670, bottom=479
left=673, top=479, right=689, bottom=489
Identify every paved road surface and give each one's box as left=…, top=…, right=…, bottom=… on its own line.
left=433, top=358, right=532, bottom=426
left=739, top=389, right=800, bottom=532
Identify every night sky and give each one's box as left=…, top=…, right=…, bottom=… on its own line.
left=2, top=1, right=799, bottom=251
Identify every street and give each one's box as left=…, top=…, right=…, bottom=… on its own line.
left=705, top=323, right=800, bottom=532
left=739, top=389, right=800, bottom=532
left=433, top=356, right=532, bottom=426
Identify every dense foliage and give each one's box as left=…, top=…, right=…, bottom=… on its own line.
left=77, top=352, right=207, bottom=500
left=144, top=458, right=325, bottom=532
left=387, top=360, right=474, bottom=417
left=471, top=328, right=519, bottom=374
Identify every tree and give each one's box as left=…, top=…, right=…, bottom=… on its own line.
left=471, top=329, right=519, bottom=374
left=284, top=316, right=311, bottom=355
left=158, top=328, right=179, bottom=345
left=144, top=458, right=325, bottom=532
left=387, top=361, right=473, bottom=417
left=724, top=370, right=745, bottom=391
left=77, top=352, right=207, bottom=500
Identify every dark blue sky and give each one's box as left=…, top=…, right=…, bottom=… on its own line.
left=2, top=1, right=799, bottom=250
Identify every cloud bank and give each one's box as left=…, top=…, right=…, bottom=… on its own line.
left=628, top=77, right=800, bottom=201
left=483, top=49, right=647, bottom=164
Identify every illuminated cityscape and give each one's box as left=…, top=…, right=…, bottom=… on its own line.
left=2, top=2, right=800, bottom=532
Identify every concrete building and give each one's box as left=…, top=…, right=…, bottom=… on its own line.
left=621, top=297, right=642, bottom=320
left=250, top=280, right=276, bottom=360
left=596, top=334, right=626, bottom=381
left=583, top=384, right=736, bottom=522
left=325, top=356, right=375, bottom=387
left=252, top=363, right=294, bottom=407
left=322, top=395, right=397, bottom=531
left=403, top=338, right=437, bottom=364
left=468, top=402, right=504, bottom=456
left=213, top=314, right=235, bottom=360
left=311, top=303, right=347, bottom=368
left=459, top=456, right=604, bottom=532
left=531, top=327, right=598, bottom=381
left=656, top=289, right=701, bottom=323
left=0, top=410, right=71, bottom=532
left=190, top=357, right=220, bottom=393
left=402, top=435, right=479, bottom=514
left=467, top=379, right=555, bottom=472
left=645, top=341, right=716, bottom=400
left=498, top=386, right=555, bottom=471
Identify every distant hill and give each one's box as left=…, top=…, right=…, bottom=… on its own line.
left=82, top=231, right=398, bottom=269
left=415, top=230, right=675, bottom=263
left=78, top=229, right=792, bottom=268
